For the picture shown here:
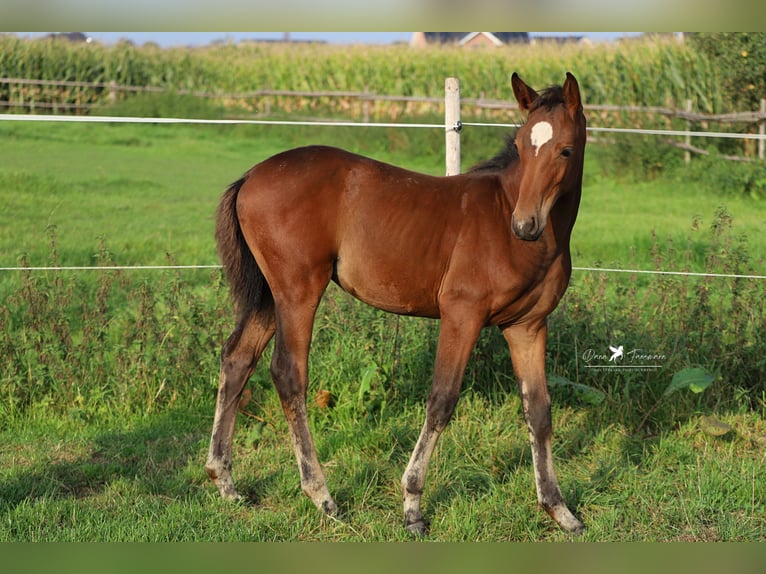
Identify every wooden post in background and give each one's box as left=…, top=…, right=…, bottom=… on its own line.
left=684, top=99, right=692, bottom=165
left=363, top=85, right=371, bottom=123
left=445, top=77, right=461, bottom=176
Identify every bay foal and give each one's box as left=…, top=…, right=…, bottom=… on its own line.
left=206, top=73, right=587, bottom=535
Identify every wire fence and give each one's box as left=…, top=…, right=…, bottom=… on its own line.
left=3, top=112, right=766, bottom=142
left=1, top=109, right=764, bottom=281
left=1, top=263, right=765, bottom=281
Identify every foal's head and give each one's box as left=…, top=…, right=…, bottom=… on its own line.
left=510, top=73, right=586, bottom=241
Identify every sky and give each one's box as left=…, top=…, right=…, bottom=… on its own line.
left=14, top=31, right=642, bottom=47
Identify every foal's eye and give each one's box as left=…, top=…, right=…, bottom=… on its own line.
left=560, top=148, right=574, bottom=159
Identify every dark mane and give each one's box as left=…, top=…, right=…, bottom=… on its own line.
left=467, top=134, right=518, bottom=173
left=530, top=85, right=566, bottom=112
left=467, top=85, right=566, bottom=174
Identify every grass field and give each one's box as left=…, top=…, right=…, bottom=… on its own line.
left=1, top=119, right=765, bottom=542
left=1, top=121, right=764, bottom=270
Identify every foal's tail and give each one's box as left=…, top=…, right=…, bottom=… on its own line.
left=215, top=175, right=270, bottom=320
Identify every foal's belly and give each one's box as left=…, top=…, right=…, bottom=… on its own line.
left=332, top=251, right=442, bottom=318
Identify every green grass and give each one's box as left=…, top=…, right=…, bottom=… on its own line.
left=0, top=122, right=267, bottom=269
left=574, top=170, right=766, bottom=269
left=1, top=121, right=764, bottom=272
left=0, top=121, right=446, bottom=271
left=2, top=385, right=764, bottom=541
left=1, top=119, right=765, bottom=541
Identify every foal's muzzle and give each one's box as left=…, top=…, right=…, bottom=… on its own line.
left=511, top=213, right=544, bottom=241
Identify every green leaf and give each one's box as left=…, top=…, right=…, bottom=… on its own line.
left=664, top=367, right=716, bottom=397
left=699, top=415, right=733, bottom=437
left=358, top=366, right=377, bottom=403
left=548, top=375, right=606, bottom=405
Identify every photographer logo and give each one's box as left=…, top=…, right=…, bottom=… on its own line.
left=583, top=343, right=665, bottom=372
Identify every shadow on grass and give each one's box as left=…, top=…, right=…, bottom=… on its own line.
left=0, top=405, right=223, bottom=510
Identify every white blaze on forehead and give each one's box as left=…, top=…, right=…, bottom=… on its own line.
left=530, top=121, right=553, bottom=156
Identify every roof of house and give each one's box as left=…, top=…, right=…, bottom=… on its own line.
left=420, top=32, right=529, bottom=45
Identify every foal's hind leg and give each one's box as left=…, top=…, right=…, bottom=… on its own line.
left=502, top=321, right=584, bottom=534
left=206, top=306, right=276, bottom=500
left=270, top=299, right=337, bottom=515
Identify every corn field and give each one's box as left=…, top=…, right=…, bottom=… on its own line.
left=0, top=34, right=725, bottom=118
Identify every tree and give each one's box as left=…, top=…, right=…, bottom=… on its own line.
left=688, top=33, right=766, bottom=110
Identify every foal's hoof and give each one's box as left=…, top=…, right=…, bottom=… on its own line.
left=207, top=471, right=242, bottom=502
left=546, top=504, right=585, bottom=534
left=321, top=498, right=338, bottom=516
left=563, top=518, right=586, bottom=535
left=222, top=491, right=244, bottom=503
left=405, top=519, right=428, bottom=537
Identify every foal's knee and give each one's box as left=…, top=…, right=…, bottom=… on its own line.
left=220, top=350, right=252, bottom=383
left=219, top=327, right=254, bottom=382
left=221, top=322, right=246, bottom=358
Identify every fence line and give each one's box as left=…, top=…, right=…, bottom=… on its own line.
left=2, top=76, right=764, bottom=122
left=2, top=77, right=765, bottom=150
left=0, top=265, right=220, bottom=271
left=468, top=122, right=766, bottom=141
left=572, top=267, right=766, bottom=280
left=2, top=112, right=765, bottom=144
left=1, top=79, right=764, bottom=282
left=0, top=113, right=445, bottom=130
left=1, top=263, right=764, bottom=281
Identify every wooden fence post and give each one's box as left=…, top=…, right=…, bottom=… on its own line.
left=363, top=85, right=370, bottom=123
left=759, top=98, right=765, bottom=161
left=445, top=77, right=461, bottom=176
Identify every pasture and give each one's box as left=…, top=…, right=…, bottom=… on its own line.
left=1, top=117, right=765, bottom=541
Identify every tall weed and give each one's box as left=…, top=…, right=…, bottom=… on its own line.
left=0, top=234, right=229, bottom=426
left=548, top=208, right=765, bottom=433
left=682, top=153, right=766, bottom=199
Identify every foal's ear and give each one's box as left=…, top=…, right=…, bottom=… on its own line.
left=563, top=72, right=583, bottom=119
left=511, top=72, right=538, bottom=112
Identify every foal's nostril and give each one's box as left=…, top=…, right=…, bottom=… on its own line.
left=519, top=217, right=536, bottom=234
left=512, top=213, right=543, bottom=241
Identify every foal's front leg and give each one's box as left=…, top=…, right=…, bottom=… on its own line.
left=502, top=321, right=584, bottom=534
left=401, top=311, right=483, bottom=534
